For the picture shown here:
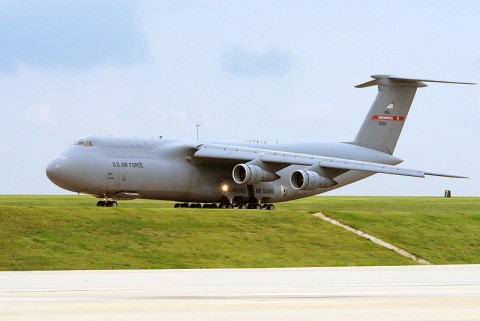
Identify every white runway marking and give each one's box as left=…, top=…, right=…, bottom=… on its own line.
left=1, top=265, right=479, bottom=320
left=313, top=212, right=433, bottom=265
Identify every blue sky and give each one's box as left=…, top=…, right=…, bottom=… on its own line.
left=0, top=0, right=479, bottom=196
left=0, top=0, right=148, bottom=71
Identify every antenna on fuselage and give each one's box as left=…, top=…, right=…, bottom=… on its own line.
left=196, top=124, right=200, bottom=140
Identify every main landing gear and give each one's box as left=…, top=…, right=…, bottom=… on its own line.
left=174, top=202, right=203, bottom=208
left=173, top=202, right=275, bottom=210
left=96, top=200, right=118, bottom=207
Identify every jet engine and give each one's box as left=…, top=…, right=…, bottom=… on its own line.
left=290, top=170, right=336, bottom=191
left=232, top=164, right=278, bottom=185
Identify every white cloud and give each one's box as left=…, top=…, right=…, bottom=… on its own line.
left=221, top=47, right=293, bottom=78
left=24, top=102, right=122, bottom=137
left=0, top=134, right=8, bottom=152
left=24, top=104, right=58, bottom=128
left=277, top=101, right=338, bottom=140
left=140, top=104, right=197, bottom=140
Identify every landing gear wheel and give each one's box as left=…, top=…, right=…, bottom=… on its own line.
left=97, top=200, right=118, bottom=207
left=266, top=204, right=275, bottom=210
left=219, top=203, right=233, bottom=209
left=205, top=203, right=218, bottom=209
left=238, top=203, right=247, bottom=209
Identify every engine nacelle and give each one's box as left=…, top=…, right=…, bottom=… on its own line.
left=232, top=164, right=278, bottom=185
left=290, top=170, right=336, bottom=191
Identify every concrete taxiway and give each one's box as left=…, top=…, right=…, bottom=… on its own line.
left=1, top=265, right=479, bottom=320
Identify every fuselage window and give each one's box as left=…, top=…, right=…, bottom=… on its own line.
left=74, top=140, right=85, bottom=146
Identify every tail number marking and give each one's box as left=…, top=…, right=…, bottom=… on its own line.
left=372, top=115, right=406, bottom=122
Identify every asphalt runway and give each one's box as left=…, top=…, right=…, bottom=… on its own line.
left=1, top=265, right=479, bottom=320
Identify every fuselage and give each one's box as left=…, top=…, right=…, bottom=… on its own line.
left=46, top=136, right=402, bottom=204
left=46, top=75, right=471, bottom=206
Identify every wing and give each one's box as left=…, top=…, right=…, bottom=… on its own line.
left=193, top=143, right=467, bottom=179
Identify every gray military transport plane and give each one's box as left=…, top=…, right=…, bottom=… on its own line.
left=46, top=75, right=473, bottom=209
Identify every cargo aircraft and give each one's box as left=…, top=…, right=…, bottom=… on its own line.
left=46, top=75, right=473, bottom=209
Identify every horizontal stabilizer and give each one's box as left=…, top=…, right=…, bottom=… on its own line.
left=355, top=75, right=476, bottom=88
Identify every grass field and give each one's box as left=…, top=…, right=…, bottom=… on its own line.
left=313, top=197, right=480, bottom=264
left=0, top=195, right=478, bottom=270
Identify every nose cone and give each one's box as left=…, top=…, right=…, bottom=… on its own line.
left=46, top=155, right=81, bottom=192
left=46, top=155, right=67, bottom=188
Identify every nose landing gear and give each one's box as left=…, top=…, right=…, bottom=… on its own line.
left=96, top=200, right=118, bottom=207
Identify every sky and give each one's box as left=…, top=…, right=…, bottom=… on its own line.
left=0, top=0, right=479, bottom=196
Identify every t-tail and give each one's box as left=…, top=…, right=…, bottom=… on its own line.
left=351, top=75, right=475, bottom=155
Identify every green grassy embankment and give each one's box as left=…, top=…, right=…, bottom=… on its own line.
left=0, top=195, right=478, bottom=270
left=307, top=197, right=480, bottom=264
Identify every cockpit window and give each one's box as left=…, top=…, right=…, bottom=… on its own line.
left=74, top=140, right=85, bottom=145
left=73, top=139, right=93, bottom=146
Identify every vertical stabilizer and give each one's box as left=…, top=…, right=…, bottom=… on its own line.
left=351, top=75, right=474, bottom=154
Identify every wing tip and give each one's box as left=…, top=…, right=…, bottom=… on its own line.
left=424, top=172, right=469, bottom=179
